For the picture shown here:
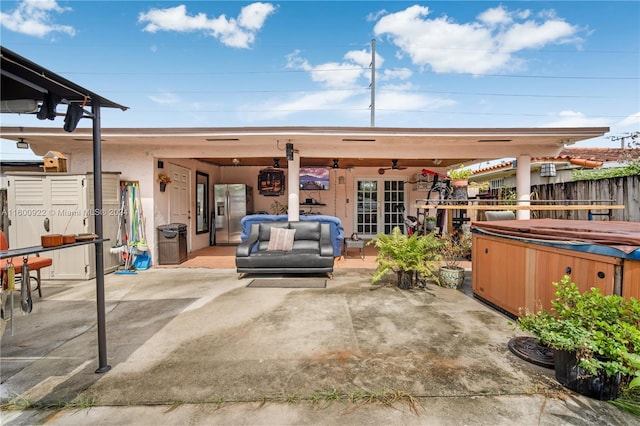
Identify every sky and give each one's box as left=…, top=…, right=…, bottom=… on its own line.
left=1, top=0, right=639, bottom=161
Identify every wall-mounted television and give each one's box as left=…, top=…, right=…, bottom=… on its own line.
left=300, top=167, right=330, bottom=191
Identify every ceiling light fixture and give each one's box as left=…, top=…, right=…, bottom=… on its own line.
left=16, top=138, right=29, bottom=149
left=232, top=158, right=240, bottom=166
left=273, top=158, right=280, bottom=168
left=332, top=159, right=339, bottom=169
left=432, top=159, right=442, bottom=165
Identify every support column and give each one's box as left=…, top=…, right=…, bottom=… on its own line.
left=516, top=155, right=531, bottom=220
left=288, top=151, right=300, bottom=221
left=92, top=100, right=111, bottom=374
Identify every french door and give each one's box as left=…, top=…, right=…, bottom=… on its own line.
left=355, top=179, right=406, bottom=238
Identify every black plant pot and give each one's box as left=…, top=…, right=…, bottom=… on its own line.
left=553, top=349, right=621, bottom=400
left=397, top=270, right=414, bottom=290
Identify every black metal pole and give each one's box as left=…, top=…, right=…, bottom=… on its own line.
left=92, top=100, right=111, bottom=374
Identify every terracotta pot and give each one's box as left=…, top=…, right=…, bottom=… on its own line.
left=451, top=178, right=468, bottom=187
left=62, top=234, right=76, bottom=244
left=41, top=234, right=63, bottom=248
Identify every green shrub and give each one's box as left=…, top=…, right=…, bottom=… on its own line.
left=516, top=275, right=640, bottom=377
left=368, top=227, right=442, bottom=285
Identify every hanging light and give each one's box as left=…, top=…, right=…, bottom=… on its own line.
left=332, top=159, right=339, bottom=169
left=273, top=158, right=280, bottom=168
left=16, top=138, right=29, bottom=149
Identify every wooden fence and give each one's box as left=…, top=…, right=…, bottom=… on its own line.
left=528, top=175, right=639, bottom=222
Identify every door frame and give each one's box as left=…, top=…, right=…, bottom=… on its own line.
left=168, top=163, right=192, bottom=251
left=354, top=177, right=407, bottom=238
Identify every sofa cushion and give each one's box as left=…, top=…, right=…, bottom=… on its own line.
left=289, top=221, right=321, bottom=240
left=259, top=222, right=289, bottom=241
left=267, top=227, right=296, bottom=251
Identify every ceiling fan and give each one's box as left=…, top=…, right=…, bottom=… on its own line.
left=378, top=159, right=407, bottom=174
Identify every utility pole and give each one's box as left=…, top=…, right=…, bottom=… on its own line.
left=608, top=131, right=639, bottom=149
left=370, top=39, right=375, bottom=127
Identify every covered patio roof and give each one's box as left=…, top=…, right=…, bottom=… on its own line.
left=0, top=125, right=609, bottom=170
left=1, top=45, right=128, bottom=375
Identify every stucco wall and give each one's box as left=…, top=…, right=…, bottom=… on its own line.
left=10, top=139, right=446, bottom=265
left=218, top=165, right=436, bottom=237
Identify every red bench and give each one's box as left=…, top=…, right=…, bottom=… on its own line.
left=1, top=231, right=52, bottom=297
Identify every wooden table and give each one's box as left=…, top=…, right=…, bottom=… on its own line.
left=411, top=203, right=625, bottom=232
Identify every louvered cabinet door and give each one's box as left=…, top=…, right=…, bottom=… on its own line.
left=7, top=172, right=121, bottom=280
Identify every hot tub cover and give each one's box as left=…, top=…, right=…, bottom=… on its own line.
left=471, top=219, right=640, bottom=258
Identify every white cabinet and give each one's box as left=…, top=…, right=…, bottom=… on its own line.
left=6, top=172, right=121, bottom=279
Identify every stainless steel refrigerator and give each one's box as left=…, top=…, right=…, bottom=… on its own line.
left=214, top=184, right=253, bottom=244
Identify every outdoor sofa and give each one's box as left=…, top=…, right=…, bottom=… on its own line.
left=236, top=221, right=334, bottom=277
left=240, top=214, right=344, bottom=257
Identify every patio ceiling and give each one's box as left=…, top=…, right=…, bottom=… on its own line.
left=0, top=126, right=609, bottom=170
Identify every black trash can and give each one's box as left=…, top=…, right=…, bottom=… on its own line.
left=157, top=223, right=188, bottom=265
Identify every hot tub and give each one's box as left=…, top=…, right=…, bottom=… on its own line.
left=470, top=219, right=640, bottom=316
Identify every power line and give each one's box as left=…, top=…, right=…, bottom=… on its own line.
left=106, top=107, right=630, bottom=119
left=95, top=87, right=625, bottom=100
left=61, top=67, right=639, bottom=80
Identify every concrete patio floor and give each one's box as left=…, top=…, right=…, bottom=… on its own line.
left=0, top=248, right=635, bottom=425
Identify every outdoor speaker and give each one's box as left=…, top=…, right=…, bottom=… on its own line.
left=286, top=143, right=294, bottom=161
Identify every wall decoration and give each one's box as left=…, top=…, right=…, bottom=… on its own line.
left=300, top=167, right=330, bottom=190
left=258, top=169, right=285, bottom=196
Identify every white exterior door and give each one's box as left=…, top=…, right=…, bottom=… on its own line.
left=355, top=178, right=407, bottom=238
left=169, top=164, right=191, bottom=247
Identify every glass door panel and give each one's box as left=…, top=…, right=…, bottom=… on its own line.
left=356, top=180, right=378, bottom=237
left=383, top=180, right=406, bottom=234
left=355, top=179, right=406, bottom=237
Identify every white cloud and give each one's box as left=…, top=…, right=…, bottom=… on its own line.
left=618, top=112, right=640, bottom=128
left=246, top=89, right=359, bottom=121
left=478, top=6, right=512, bottom=27
left=499, top=20, right=577, bottom=52
left=251, top=49, right=451, bottom=122
left=148, top=91, right=181, bottom=105
left=543, top=110, right=609, bottom=127
left=138, top=2, right=276, bottom=49
left=367, top=9, right=388, bottom=22
left=373, top=4, right=581, bottom=75
left=238, top=2, right=274, bottom=30
left=377, top=82, right=455, bottom=113
left=0, top=0, right=75, bottom=37
left=286, top=50, right=374, bottom=89
left=380, top=68, right=412, bottom=81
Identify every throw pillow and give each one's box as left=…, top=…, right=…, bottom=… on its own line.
left=267, top=227, right=296, bottom=251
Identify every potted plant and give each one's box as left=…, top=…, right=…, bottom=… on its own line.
left=437, top=230, right=471, bottom=289
left=425, top=215, right=437, bottom=232
left=447, top=164, right=473, bottom=186
left=158, top=173, right=172, bottom=192
left=447, top=165, right=473, bottom=200
left=368, top=226, right=441, bottom=290
left=516, top=275, right=640, bottom=400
